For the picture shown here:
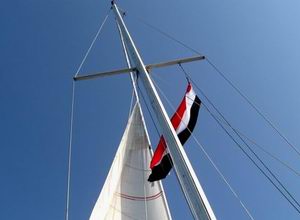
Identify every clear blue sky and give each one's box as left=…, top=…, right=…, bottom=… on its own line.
left=1, top=0, right=300, bottom=219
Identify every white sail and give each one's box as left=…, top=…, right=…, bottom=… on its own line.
left=90, top=103, right=172, bottom=220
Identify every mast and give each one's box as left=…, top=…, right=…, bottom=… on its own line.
left=111, top=2, right=216, bottom=220
left=116, top=20, right=173, bottom=218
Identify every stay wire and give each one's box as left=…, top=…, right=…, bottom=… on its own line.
left=115, top=5, right=300, bottom=214
left=196, top=96, right=300, bottom=178
left=153, top=73, right=300, bottom=214
left=178, top=64, right=300, bottom=177
left=236, top=130, right=300, bottom=177
left=199, top=98, right=300, bottom=211
left=126, top=12, right=300, bottom=160
left=205, top=42, right=298, bottom=160
left=150, top=75, right=254, bottom=219
left=205, top=58, right=300, bottom=158
left=65, top=82, right=76, bottom=220
left=178, top=65, right=300, bottom=214
left=179, top=63, right=190, bottom=83
left=75, top=8, right=111, bottom=77
left=188, top=92, right=300, bottom=178
left=65, top=8, right=111, bottom=220
left=201, top=95, right=300, bottom=214
left=181, top=64, right=300, bottom=206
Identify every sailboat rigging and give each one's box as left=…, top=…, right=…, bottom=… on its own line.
left=65, top=1, right=300, bottom=219
left=69, top=1, right=216, bottom=219
left=84, top=2, right=216, bottom=219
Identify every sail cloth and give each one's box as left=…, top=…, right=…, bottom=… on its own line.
left=148, top=83, right=201, bottom=182
left=90, top=103, right=171, bottom=220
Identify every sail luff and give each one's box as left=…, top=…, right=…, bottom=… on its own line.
left=112, top=3, right=216, bottom=220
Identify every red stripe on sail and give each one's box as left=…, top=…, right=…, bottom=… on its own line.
left=115, top=191, right=163, bottom=201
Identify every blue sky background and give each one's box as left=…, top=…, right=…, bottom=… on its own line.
left=1, top=0, right=300, bottom=219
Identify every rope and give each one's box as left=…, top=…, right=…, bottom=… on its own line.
left=177, top=65, right=300, bottom=214
left=65, top=82, right=76, bottom=220
left=177, top=67, right=300, bottom=177
left=150, top=76, right=254, bottom=219
left=127, top=12, right=300, bottom=161
left=236, top=130, right=300, bottom=177
left=191, top=133, right=254, bottom=220
left=129, top=14, right=202, bottom=56
left=179, top=63, right=190, bottom=83
left=65, top=8, right=111, bottom=220
left=188, top=95, right=300, bottom=178
left=75, top=8, right=111, bottom=77
left=205, top=58, right=300, bottom=158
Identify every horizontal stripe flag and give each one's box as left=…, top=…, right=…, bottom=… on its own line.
left=148, top=83, right=201, bottom=182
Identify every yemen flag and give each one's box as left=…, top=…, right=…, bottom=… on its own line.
left=148, top=83, right=201, bottom=182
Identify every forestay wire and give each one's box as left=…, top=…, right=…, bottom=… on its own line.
left=65, top=8, right=111, bottom=220
left=124, top=11, right=300, bottom=161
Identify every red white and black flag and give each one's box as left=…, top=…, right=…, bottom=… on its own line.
left=148, top=83, right=201, bottom=182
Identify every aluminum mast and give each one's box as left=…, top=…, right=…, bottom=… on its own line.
left=111, top=2, right=216, bottom=220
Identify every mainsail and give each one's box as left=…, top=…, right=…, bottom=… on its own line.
left=90, top=103, right=172, bottom=220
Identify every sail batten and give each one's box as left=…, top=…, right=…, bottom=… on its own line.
left=90, top=103, right=171, bottom=220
